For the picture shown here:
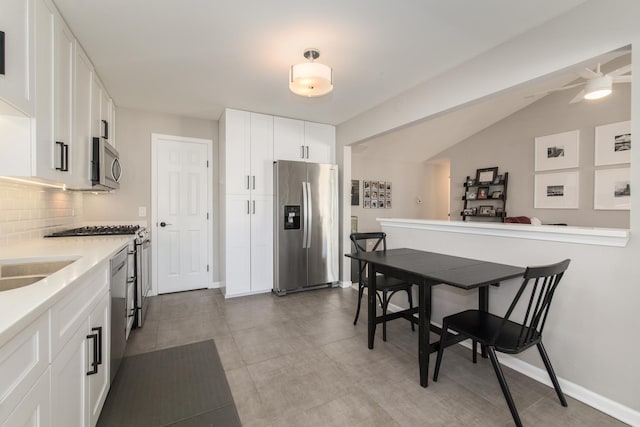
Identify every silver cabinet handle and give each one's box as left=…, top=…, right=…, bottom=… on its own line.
left=246, top=175, right=250, bottom=190
left=252, top=175, right=256, bottom=190
left=247, top=200, right=250, bottom=214
left=252, top=200, right=255, bottom=214
left=305, top=145, right=309, bottom=159
left=300, top=145, right=305, bottom=159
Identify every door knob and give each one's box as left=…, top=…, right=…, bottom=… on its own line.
left=160, top=221, right=171, bottom=227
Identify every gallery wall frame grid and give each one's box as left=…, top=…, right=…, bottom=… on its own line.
left=362, top=180, right=392, bottom=209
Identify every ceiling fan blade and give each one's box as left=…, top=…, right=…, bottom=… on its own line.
left=526, top=82, right=586, bottom=98
left=608, top=64, right=631, bottom=77
left=577, top=67, right=601, bottom=79
left=569, top=89, right=586, bottom=104
left=612, top=75, right=632, bottom=83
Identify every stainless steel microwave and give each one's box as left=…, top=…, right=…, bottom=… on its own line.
left=92, top=137, right=121, bottom=190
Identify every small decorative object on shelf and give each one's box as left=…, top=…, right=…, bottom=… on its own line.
left=461, top=170, right=508, bottom=222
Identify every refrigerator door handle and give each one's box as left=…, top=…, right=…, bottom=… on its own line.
left=302, top=181, right=308, bottom=248
left=306, top=182, right=313, bottom=248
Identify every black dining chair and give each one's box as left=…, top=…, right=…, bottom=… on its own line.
left=432, top=259, right=571, bottom=427
left=350, top=232, right=415, bottom=341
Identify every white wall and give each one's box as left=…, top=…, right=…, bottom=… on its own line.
left=83, top=108, right=220, bottom=278
left=350, top=154, right=427, bottom=232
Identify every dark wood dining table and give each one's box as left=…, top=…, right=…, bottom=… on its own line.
left=345, top=248, right=525, bottom=388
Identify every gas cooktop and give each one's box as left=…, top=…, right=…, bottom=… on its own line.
left=46, top=225, right=141, bottom=237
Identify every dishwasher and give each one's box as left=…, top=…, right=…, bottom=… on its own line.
left=110, top=246, right=128, bottom=382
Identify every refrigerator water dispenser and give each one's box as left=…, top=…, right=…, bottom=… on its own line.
left=284, top=205, right=301, bottom=229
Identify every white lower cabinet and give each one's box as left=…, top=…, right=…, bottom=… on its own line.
left=223, top=194, right=273, bottom=297
left=51, top=290, right=109, bottom=427
left=2, top=369, right=51, bottom=427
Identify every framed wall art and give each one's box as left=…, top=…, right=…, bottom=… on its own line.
left=362, top=180, right=391, bottom=208
left=534, top=130, right=579, bottom=171
left=351, top=180, right=360, bottom=206
left=594, top=121, right=631, bottom=166
left=534, top=171, right=579, bottom=209
left=594, top=168, right=630, bottom=210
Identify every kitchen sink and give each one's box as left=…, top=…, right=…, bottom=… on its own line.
left=0, top=260, right=75, bottom=291
left=0, top=275, right=49, bottom=292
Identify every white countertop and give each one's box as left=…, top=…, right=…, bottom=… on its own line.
left=0, top=236, right=133, bottom=347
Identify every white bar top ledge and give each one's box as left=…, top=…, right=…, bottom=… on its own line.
left=377, top=218, right=630, bottom=248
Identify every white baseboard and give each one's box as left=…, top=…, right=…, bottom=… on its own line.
left=339, top=280, right=352, bottom=288
left=209, top=281, right=221, bottom=289
left=223, top=288, right=271, bottom=299
left=374, top=294, right=640, bottom=426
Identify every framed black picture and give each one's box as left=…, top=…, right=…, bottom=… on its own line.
left=476, top=167, right=498, bottom=185
left=351, top=180, right=360, bottom=206
left=479, top=205, right=493, bottom=216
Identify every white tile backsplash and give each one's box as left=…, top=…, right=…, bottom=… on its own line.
left=0, top=181, right=83, bottom=246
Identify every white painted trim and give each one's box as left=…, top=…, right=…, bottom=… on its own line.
left=151, top=133, right=214, bottom=296
left=378, top=218, right=629, bottom=247
left=456, top=340, right=640, bottom=426
left=209, top=281, right=221, bottom=289
left=224, top=288, right=272, bottom=299
left=339, top=280, right=352, bottom=288
left=362, top=290, right=639, bottom=425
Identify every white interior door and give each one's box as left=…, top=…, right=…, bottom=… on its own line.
left=154, top=135, right=210, bottom=294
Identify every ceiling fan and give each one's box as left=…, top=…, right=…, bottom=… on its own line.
left=535, top=63, right=632, bottom=103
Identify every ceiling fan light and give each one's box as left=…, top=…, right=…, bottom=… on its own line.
left=584, top=75, right=612, bottom=100
left=289, top=49, right=333, bottom=97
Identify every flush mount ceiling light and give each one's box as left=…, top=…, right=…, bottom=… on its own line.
left=289, top=49, right=333, bottom=97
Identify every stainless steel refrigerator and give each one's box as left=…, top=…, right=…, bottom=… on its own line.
left=274, top=160, right=339, bottom=295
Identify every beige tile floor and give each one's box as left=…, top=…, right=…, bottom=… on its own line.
left=125, top=287, right=626, bottom=427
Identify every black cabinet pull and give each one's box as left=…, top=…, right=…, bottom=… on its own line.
left=101, top=120, right=109, bottom=139
left=55, top=142, right=69, bottom=172
left=86, top=331, right=99, bottom=375
left=92, top=326, right=103, bottom=365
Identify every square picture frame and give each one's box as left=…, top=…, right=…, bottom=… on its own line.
left=594, top=168, right=630, bottom=210
left=595, top=121, right=631, bottom=166
left=476, top=167, right=498, bottom=185
left=534, top=130, right=579, bottom=171
left=477, top=187, right=489, bottom=199
left=534, top=171, right=579, bottom=209
left=466, top=191, right=477, bottom=200
left=478, top=205, right=493, bottom=216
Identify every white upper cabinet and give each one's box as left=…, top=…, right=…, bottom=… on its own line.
left=0, top=0, right=115, bottom=189
left=304, top=121, right=335, bottom=164
left=273, top=116, right=305, bottom=162
left=0, top=0, right=35, bottom=116
left=273, top=116, right=335, bottom=164
left=72, top=44, right=93, bottom=188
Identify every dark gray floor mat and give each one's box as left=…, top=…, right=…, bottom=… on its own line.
left=97, top=340, right=241, bottom=427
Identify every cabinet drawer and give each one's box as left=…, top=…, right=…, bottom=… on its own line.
left=50, top=263, right=108, bottom=358
left=0, top=315, right=49, bottom=423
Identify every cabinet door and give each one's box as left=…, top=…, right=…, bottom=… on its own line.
left=53, top=11, right=74, bottom=175
left=273, top=116, right=305, bottom=162
left=250, top=195, right=273, bottom=293
left=91, top=77, right=103, bottom=139
left=72, top=46, right=93, bottom=188
left=0, top=0, right=35, bottom=116
left=224, top=195, right=251, bottom=296
left=250, top=113, right=273, bottom=196
left=2, top=369, right=51, bottom=427
left=34, top=0, right=60, bottom=181
left=223, top=109, right=251, bottom=195
left=88, top=293, right=109, bottom=427
left=100, top=90, right=112, bottom=144
left=304, top=122, right=335, bottom=164
left=51, top=321, right=89, bottom=427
